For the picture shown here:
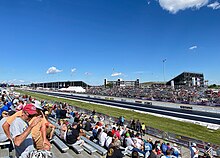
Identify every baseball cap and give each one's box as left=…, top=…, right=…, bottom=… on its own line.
left=23, top=104, right=38, bottom=115
left=173, top=143, right=178, bottom=147
left=192, top=143, right=196, bottom=147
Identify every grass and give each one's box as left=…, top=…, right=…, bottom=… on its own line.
left=16, top=89, right=220, bottom=145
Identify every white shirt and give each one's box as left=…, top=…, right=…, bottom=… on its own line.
left=99, top=132, right=107, bottom=147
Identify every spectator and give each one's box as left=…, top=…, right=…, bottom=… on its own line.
left=98, top=128, right=107, bottom=147
left=131, top=150, right=140, bottom=158
left=125, top=132, right=134, bottom=147
left=161, top=149, right=176, bottom=158
left=148, top=144, right=159, bottom=158
left=141, top=123, right=146, bottom=136
left=0, top=101, right=12, bottom=118
left=106, top=138, right=123, bottom=158
left=172, top=143, right=181, bottom=157
left=0, top=111, right=15, bottom=142
left=65, top=122, right=84, bottom=146
left=84, top=119, right=92, bottom=131
left=105, top=131, right=113, bottom=149
left=10, top=104, right=41, bottom=158
left=190, top=143, right=199, bottom=158
left=30, top=110, right=51, bottom=150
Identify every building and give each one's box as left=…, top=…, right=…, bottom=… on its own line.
left=166, top=72, right=204, bottom=87
left=30, top=81, right=89, bottom=89
left=104, top=78, right=140, bottom=88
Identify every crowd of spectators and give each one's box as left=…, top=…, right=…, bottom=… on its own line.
left=0, top=93, right=215, bottom=158
left=0, top=94, right=55, bottom=157
left=86, top=85, right=220, bottom=106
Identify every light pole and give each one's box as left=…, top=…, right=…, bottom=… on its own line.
left=162, top=59, right=166, bottom=84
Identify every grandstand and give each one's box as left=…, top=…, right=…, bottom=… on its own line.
left=30, top=81, right=90, bottom=89
left=166, top=72, right=204, bottom=88
left=104, top=78, right=140, bottom=88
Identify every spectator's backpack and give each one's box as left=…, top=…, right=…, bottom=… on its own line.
left=27, top=150, right=53, bottom=158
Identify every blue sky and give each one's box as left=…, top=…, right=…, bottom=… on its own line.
left=0, top=0, right=220, bottom=85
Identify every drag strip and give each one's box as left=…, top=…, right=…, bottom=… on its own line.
left=31, top=90, right=220, bottom=125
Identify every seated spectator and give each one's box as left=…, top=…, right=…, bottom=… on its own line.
left=2, top=110, right=23, bottom=140
left=190, top=143, right=199, bottom=158
left=65, top=122, right=84, bottom=146
left=125, top=132, right=135, bottom=147
left=90, top=125, right=98, bottom=141
left=29, top=109, right=51, bottom=151
left=16, top=100, right=24, bottom=111
left=106, top=138, right=123, bottom=158
left=161, top=149, right=176, bottom=158
left=0, top=101, right=12, bottom=118
left=10, top=104, right=41, bottom=158
left=132, top=150, right=140, bottom=158
left=172, top=143, right=181, bottom=157
left=114, top=128, right=121, bottom=139
left=105, top=131, right=113, bottom=149
left=60, top=120, right=68, bottom=140
left=84, top=119, right=92, bottom=131
left=161, top=141, right=168, bottom=155
left=44, top=111, right=56, bottom=140
left=133, top=133, right=143, bottom=149
left=0, top=111, right=15, bottom=142
left=147, top=144, right=158, bottom=158
left=98, top=128, right=107, bottom=147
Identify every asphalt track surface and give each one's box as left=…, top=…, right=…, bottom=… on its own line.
left=31, top=90, right=220, bottom=125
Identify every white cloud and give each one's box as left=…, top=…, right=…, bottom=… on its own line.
left=111, top=72, right=122, bottom=77
left=189, top=45, right=198, bottom=50
left=46, top=66, right=62, bottom=74
left=84, top=72, right=92, bottom=75
left=158, top=0, right=209, bottom=14
left=207, top=1, right=220, bottom=9
left=71, top=68, right=76, bottom=73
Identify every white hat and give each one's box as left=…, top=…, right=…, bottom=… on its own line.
left=192, top=143, right=196, bottom=147
left=173, top=143, right=178, bottom=147
left=33, top=100, right=43, bottom=110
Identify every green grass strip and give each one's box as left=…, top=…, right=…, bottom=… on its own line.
left=16, top=90, right=220, bottom=145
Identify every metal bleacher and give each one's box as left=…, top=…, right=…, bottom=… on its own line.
left=48, top=117, right=98, bottom=156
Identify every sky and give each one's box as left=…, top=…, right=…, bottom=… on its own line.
left=0, top=0, right=220, bottom=86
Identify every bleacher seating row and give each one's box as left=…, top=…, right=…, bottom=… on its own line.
left=48, top=117, right=108, bottom=156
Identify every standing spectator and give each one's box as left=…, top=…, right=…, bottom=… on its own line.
left=135, top=120, right=141, bottom=132
left=10, top=104, right=41, bottom=158
left=141, top=123, right=146, bottom=136
left=55, top=105, right=61, bottom=120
